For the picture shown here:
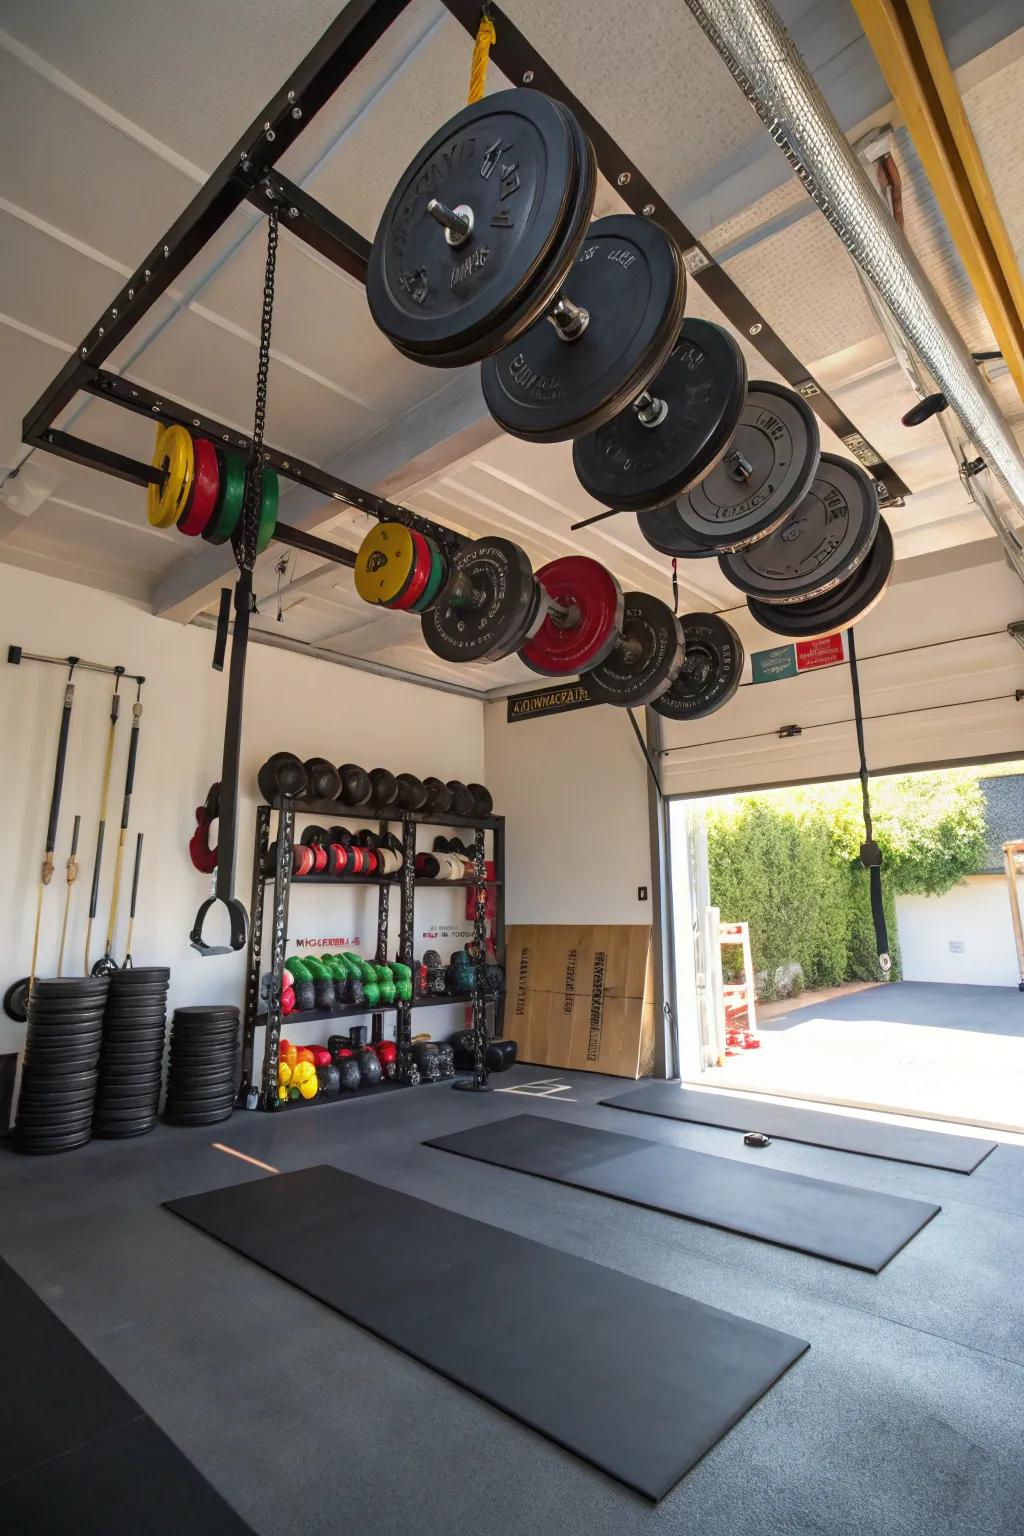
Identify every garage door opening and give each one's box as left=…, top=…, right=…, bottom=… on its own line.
left=668, top=762, right=1024, bottom=1133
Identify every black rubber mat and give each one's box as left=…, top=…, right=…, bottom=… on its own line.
left=599, top=1083, right=996, bottom=1173
left=426, top=1115, right=940, bottom=1272
left=166, top=1164, right=809, bottom=1501
left=0, top=1256, right=252, bottom=1532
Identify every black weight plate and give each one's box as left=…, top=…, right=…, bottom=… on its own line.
left=391, top=96, right=600, bottom=372
left=13, top=1132, right=92, bottom=1154
left=573, top=319, right=748, bottom=512
left=720, top=452, right=880, bottom=603
left=19, top=1065, right=97, bottom=1088
left=94, top=1101, right=159, bottom=1120
left=651, top=613, right=745, bottom=721
left=110, top=966, right=170, bottom=982
left=29, top=1002, right=107, bottom=1019
left=94, top=1120, right=157, bottom=1139
left=31, top=977, right=109, bottom=995
left=3, top=977, right=30, bottom=1021
left=171, top=1007, right=240, bottom=1021
left=584, top=591, right=684, bottom=708
left=17, top=1093, right=97, bottom=1116
left=422, top=538, right=537, bottom=663
left=23, top=1053, right=100, bottom=1074
left=747, top=517, right=894, bottom=640
left=96, top=1090, right=162, bottom=1109
left=169, top=1029, right=238, bottom=1046
left=678, top=382, right=821, bottom=550
left=482, top=215, right=686, bottom=443
left=163, top=1109, right=233, bottom=1126
left=26, top=1024, right=103, bottom=1043
left=368, top=90, right=581, bottom=363
left=15, top=1105, right=95, bottom=1127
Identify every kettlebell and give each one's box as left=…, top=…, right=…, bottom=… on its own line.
left=338, top=763, right=372, bottom=807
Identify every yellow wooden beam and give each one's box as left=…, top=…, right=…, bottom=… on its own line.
left=851, top=0, right=1024, bottom=405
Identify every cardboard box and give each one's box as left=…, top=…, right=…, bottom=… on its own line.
left=504, top=924, right=656, bottom=1078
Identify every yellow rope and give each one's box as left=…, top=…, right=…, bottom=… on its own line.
left=467, top=11, right=497, bottom=104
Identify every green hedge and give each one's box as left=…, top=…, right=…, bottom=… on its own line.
left=706, top=771, right=988, bottom=999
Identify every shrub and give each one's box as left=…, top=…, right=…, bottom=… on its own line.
left=704, top=769, right=988, bottom=993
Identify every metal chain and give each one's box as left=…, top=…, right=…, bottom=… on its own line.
left=238, top=202, right=279, bottom=573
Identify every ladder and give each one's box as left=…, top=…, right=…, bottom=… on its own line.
left=1003, top=841, right=1024, bottom=991
left=718, top=920, right=759, bottom=1054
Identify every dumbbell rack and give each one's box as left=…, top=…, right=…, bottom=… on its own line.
left=238, top=799, right=505, bottom=1110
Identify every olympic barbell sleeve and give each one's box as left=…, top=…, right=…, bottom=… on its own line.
left=426, top=198, right=474, bottom=246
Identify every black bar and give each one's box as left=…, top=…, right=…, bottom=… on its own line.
left=273, top=522, right=357, bottom=567
left=22, top=0, right=416, bottom=443
left=80, top=371, right=461, bottom=548
left=248, top=174, right=371, bottom=282
left=29, top=428, right=162, bottom=489
left=440, top=0, right=909, bottom=505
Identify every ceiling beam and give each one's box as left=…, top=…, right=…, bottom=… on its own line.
left=150, top=368, right=498, bottom=622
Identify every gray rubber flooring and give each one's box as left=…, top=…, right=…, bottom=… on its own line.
left=761, top=979, right=1024, bottom=1036
left=3, top=1064, right=1024, bottom=1535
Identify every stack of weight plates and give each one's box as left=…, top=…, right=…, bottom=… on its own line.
left=93, top=967, right=171, bottom=1140
left=163, top=1006, right=240, bottom=1126
left=13, top=976, right=109, bottom=1155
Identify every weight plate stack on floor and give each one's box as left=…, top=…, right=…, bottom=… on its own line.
left=93, top=966, right=171, bottom=1140
left=13, top=976, right=110, bottom=1155
left=163, top=1006, right=240, bottom=1126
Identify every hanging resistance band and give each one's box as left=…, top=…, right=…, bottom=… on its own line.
left=848, top=629, right=891, bottom=976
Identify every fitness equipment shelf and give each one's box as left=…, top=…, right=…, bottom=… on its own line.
left=240, top=800, right=505, bottom=1109
left=253, top=993, right=502, bottom=1028
left=260, top=872, right=501, bottom=887
left=270, top=797, right=502, bottom=831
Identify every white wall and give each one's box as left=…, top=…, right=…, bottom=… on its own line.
left=482, top=699, right=652, bottom=925
left=0, top=565, right=485, bottom=1078
left=896, top=875, right=1022, bottom=987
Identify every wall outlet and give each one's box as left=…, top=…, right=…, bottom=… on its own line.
left=948, top=939, right=965, bottom=954
left=638, top=885, right=648, bottom=901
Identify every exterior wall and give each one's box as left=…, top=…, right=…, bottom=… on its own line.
left=896, top=875, right=1022, bottom=987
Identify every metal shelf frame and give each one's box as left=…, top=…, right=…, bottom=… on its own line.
left=239, top=801, right=506, bottom=1109
left=21, top=0, right=907, bottom=527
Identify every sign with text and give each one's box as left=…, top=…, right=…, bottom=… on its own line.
left=751, top=630, right=846, bottom=684
left=506, top=680, right=599, bottom=722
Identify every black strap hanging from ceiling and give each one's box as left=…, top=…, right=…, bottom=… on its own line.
left=191, top=203, right=279, bottom=956
left=848, top=628, right=892, bottom=976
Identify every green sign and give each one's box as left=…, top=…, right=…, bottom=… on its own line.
left=751, top=644, right=797, bottom=684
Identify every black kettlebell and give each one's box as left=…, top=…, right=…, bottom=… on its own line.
left=468, top=782, right=493, bottom=817
left=339, top=1058, right=362, bottom=1092
left=337, top=763, right=372, bottom=807
left=423, top=777, right=452, bottom=813
left=396, top=772, right=428, bottom=811
left=369, top=767, right=398, bottom=811
left=446, top=780, right=473, bottom=816
left=258, top=752, right=308, bottom=803
left=328, top=825, right=353, bottom=847
left=304, top=757, right=341, bottom=801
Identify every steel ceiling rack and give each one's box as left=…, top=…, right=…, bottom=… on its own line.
left=22, top=0, right=907, bottom=526
left=17, top=0, right=912, bottom=962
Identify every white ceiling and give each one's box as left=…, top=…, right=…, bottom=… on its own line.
left=1, top=0, right=1023, bottom=693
